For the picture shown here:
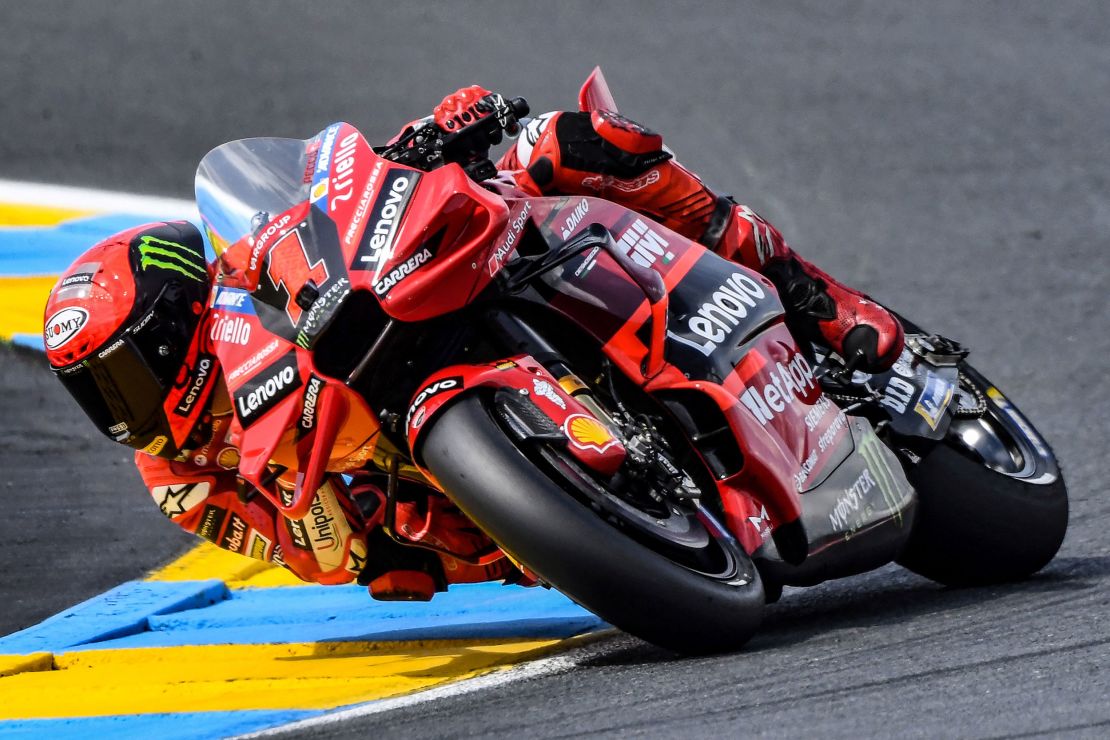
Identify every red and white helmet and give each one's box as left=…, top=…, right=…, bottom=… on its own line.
left=44, top=221, right=217, bottom=458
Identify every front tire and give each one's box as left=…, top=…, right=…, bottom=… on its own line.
left=896, top=364, right=1068, bottom=586
left=421, top=394, right=764, bottom=654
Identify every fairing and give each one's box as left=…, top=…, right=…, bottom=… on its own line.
left=196, top=123, right=507, bottom=517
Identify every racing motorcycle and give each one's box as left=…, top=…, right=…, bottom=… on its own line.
left=194, top=68, right=1067, bottom=653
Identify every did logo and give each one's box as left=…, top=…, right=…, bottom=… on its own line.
left=44, top=307, right=89, bottom=350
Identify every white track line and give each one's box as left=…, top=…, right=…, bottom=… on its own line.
left=0, top=178, right=195, bottom=217
left=234, top=631, right=623, bottom=739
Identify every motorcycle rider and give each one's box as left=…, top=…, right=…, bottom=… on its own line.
left=42, top=86, right=903, bottom=601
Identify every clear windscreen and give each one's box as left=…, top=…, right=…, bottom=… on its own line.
left=195, top=136, right=310, bottom=255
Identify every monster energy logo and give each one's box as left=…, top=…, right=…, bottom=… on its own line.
left=856, top=426, right=909, bottom=527
left=137, top=235, right=206, bottom=282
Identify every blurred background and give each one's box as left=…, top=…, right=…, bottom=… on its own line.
left=1, top=2, right=1107, bottom=734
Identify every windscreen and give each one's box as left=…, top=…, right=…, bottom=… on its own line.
left=195, top=136, right=311, bottom=255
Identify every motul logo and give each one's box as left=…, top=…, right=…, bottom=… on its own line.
left=44, top=307, right=89, bottom=350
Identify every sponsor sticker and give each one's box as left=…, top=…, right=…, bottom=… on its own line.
left=738, top=352, right=818, bottom=426
left=248, top=531, right=273, bottom=560
left=210, top=287, right=255, bottom=315
left=219, top=514, right=249, bottom=554
left=615, top=218, right=673, bottom=269
left=563, top=414, right=618, bottom=454
left=174, top=354, right=216, bottom=416
left=532, top=378, right=567, bottom=410
left=232, top=351, right=303, bottom=428
left=683, top=271, right=768, bottom=356
left=407, top=376, right=462, bottom=428
left=153, top=481, right=210, bottom=518
left=143, top=435, right=168, bottom=456
left=487, top=201, right=533, bottom=276
left=352, top=169, right=421, bottom=269
left=216, top=447, right=241, bottom=470
left=135, top=235, right=206, bottom=282
left=226, top=338, right=281, bottom=383
left=297, top=375, right=324, bottom=438
left=44, top=307, right=89, bottom=350
left=914, top=372, right=954, bottom=430
left=197, top=504, right=227, bottom=542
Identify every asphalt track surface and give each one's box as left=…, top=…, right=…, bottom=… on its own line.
left=2, top=1, right=1108, bottom=736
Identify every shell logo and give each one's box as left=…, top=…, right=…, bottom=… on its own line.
left=564, top=413, right=618, bottom=454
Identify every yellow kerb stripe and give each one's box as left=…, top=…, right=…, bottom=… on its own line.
left=0, top=276, right=57, bottom=340
left=0, top=638, right=565, bottom=718
left=147, top=541, right=305, bottom=588
left=0, top=203, right=95, bottom=227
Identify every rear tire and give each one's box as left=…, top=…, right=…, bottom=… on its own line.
left=421, top=394, right=765, bottom=654
left=896, top=365, right=1068, bottom=586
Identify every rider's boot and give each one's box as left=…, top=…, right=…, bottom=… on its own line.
left=499, top=110, right=904, bottom=371
left=353, top=482, right=515, bottom=601
left=709, top=198, right=905, bottom=371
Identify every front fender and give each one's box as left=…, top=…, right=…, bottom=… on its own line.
left=406, top=355, right=626, bottom=477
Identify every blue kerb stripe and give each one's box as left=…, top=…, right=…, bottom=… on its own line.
left=0, top=710, right=324, bottom=740
left=0, top=580, right=604, bottom=654
left=0, top=214, right=206, bottom=276
left=0, top=580, right=229, bottom=655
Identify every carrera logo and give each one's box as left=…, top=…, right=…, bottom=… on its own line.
left=374, top=246, right=432, bottom=296
left=564, top=414, right=618, bottom=454
left=232, top=352, right=302, bottom=428
left=353, top=170, right=421, bottom=269
left=44, top=307, right=89, bottom=350
left=297, top=375, right=323, bottom=437
left=739, top=352, right=818, bottom=426
left=175, top=354, right=215, bottom=416
left=407, top=376, right=462, bottom=428
left=685, top=272, right=768, bottom=355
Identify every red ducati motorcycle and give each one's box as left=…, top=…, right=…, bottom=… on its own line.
left=195, top=69, right=1067, bottom=653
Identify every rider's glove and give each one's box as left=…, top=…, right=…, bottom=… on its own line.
left=433, top=85, right=495, bottom=132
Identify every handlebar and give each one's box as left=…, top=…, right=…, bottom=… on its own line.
left=379, top=94, right=530, bottom=181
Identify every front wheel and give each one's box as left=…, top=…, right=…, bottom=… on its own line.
left=896, top=364, right=1068, bottom=585
left=421, top=393, right=764, bottom=654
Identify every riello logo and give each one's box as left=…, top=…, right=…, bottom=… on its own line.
left=44, top=307, right=89, bottom=350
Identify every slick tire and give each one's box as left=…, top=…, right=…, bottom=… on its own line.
left=421, top=394, right=765, bottom=655
left=896, top=366, right=1068, bottom=586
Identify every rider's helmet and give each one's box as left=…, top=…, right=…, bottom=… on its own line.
left=44, top=221, right=216, bottom=459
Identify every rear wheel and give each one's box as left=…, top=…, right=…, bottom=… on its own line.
left=896, top=364, right=1068, bottom=585
left=421, top=393, right=764, bottom=654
